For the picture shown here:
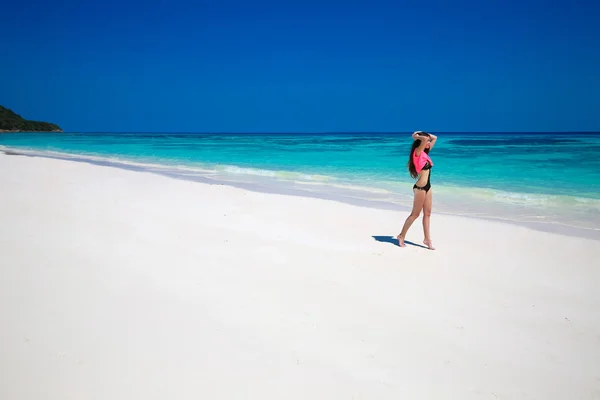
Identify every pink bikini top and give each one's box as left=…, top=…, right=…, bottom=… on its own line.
left=413, top=149, right=433, bottom=174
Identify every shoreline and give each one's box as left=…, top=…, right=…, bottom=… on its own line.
left=2, top=147, right=599, bottom=240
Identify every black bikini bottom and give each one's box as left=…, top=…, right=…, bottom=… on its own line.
left=413, top=170, right=431, bottom=193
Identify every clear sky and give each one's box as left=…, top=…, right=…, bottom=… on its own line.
left=2, top=0, right=599, bottom=132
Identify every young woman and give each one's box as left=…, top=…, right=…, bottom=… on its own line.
left=397, top=131, right=437, bottom=250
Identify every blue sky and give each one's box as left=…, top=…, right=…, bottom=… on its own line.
left=2, top=0, right=599, bottom=132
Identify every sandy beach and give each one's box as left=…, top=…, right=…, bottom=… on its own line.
left=1, top=153, right=599, bottom=399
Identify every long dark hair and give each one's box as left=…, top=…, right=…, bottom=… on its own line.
left=408, top=133, right=431, bottom=179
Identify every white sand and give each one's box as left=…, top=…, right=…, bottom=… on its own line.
left=1, top=154, right=599, bottom=400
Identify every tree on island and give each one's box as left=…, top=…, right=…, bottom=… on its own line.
left=0, top=105, right=62, bottom=132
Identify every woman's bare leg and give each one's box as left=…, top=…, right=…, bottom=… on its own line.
left=398, top=189, right=426, bottom=247
left=422, top=189, right=435, bottom=250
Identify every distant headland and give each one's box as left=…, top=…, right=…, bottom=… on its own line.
left=0, top=105, right=62, bottom=133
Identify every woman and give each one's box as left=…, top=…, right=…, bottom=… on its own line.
left=397, top=131, right=437, bottom=250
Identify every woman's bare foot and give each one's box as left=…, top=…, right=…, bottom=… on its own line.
left=397, top=234, right=406, bottom=247
left=423, top=239, right=435, bottom=250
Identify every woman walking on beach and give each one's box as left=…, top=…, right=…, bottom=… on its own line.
left=397, top=131, right=437, bottom=250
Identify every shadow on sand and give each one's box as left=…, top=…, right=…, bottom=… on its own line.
left=371, top=235, right=429, bottom=249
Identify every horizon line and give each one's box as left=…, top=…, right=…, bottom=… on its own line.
left=57, top=130, right=600, bottom=134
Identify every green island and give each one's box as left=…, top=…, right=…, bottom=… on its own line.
left=0, top=105, right=62, bottom=132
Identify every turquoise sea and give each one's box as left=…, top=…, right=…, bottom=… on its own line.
left=1, top=132, right=599, bottom=238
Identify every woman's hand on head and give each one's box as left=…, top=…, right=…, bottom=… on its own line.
left=428, top=133, right=438, bottom=151
left=412, top=131, right=425, bottom=140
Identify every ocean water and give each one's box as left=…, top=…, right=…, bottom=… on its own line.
left=1, top=132, right=599, bottom=238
